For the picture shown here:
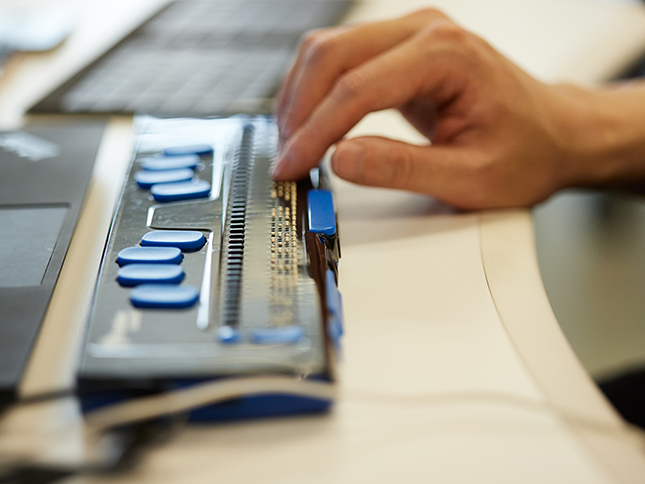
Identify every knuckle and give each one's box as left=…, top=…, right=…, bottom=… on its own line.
left=334, top=70, right=367, bottom=102
left=412, top=7, right=449, bottom=22
left=465, top=157, right=506, bottom=205
left=421, top=20, right=468, bottom=45
left=388, top=145, right=416, bottom=188
left=469, top=156, right=497, bottom=183
left=300, top=29, right=324, bottom=50
left=301, top=28, right=337, bottom=65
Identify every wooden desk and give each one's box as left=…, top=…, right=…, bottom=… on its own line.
left=1, top=0, right=645, bottom=482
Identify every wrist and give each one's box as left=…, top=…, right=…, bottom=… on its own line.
left=549, top=82, right=645, bottom=190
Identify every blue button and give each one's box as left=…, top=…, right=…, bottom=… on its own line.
left=117, top=264, right=184, bottom=287
left=140, top=155, right=199, bottom=171
left=217, top=326, right=241, bottom=344
left=163, top=144, right=213, bottom=156
left=151, top=179, right=211, bottom=202
left=307, top=189, right=336, bottom=236
left=251, top=326, right=305, bottom=345
left=326, top=270, right=343, bottom=328
left=130, top=284, right=199, bottom=309
left=141, top=231, right=205, bottom=250
left=325, top=270, right=344, bottom=347
left=117, top=246, right=183, bottom=266
left=134, top=168, right=194, bottom=189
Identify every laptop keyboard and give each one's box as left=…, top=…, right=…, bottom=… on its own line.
left=29, top=0, right=353, bottom=116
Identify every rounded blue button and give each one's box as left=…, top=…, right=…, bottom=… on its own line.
left=134, top=168, right=194, bottom=189
left=163, top=144, right=213, bottom=156
left=151, top=179, right=211, bottom=202
left=140, top=155, right=199, bottom=171
left=130, top=284, right=199, bottom=309
left=217, top=326, right=241, bottom=344
left=117, top=264, right=184, bottom=287
left=251, top=326, right=305, bottom=345
left=117, top=246, right=183, bottom=266
left=141, top=231, right=205, bottom=250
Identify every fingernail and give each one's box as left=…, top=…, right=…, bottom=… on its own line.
left=278, top=120, right=291, bottom=146
left=277, top=131, right=287, bottom=158
left=271, top=151, right=289, bottom=179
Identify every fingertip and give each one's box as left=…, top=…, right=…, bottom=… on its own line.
left=270, top=152, right=290, bottom=180
left=331, top=140, right=366, bottom=183
left=271, top=140, right=304, bottom=181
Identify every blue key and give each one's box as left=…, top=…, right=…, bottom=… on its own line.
left=117, top=246, right=183, bottom=266
left=307, top=189, right=336, bottom=236
left=151, top=179, right=211, bottom=202
left=325, top=270, right=344, bottom=348
left=130, top=284, right=199, bottom=309
left=251, top=326, right=305, bottom=345
left=217, top=326, right=241, bottom=344
left=134, top=168, right=194, bottom=189
left=163, top=144, right=213, bottom=156
left=141, top=230, right=205, bottom=250
left=140, top=155, right=199, bottom=171
left=117, top=264, right=184, bottom=287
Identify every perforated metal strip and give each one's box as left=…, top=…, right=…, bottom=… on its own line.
left=222, top=124, right=255, bottom=326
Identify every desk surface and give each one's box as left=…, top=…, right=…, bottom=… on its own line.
left=1, top=0, right=645, bottom=482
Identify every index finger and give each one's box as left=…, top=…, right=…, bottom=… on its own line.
left=275, top=9, right=449, bottom=144
left=272, top=20, right=468, bottom=180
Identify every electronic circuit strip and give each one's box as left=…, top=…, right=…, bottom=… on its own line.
left=269, top=181, right=299, bottom=326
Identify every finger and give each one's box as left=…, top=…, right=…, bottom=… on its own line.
left=276, top=9, right=449, bottom=142
left=274, top=27, right=335, bottom=122
left=331, top=137, right=453, bottom=191
left=272, top=20, right=471, bottom=181
left=331, top=137, right=480, bottom=206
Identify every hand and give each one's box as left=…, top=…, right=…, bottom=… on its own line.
left=272, top=9, right=643, bottom=209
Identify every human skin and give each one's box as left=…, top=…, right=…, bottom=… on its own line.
left=272, top=8, right=645, bottom=209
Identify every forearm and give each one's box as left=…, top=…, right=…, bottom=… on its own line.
left=552, top=81, right=645, bottom=190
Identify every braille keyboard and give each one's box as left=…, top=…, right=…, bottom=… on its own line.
left=29, top=0, right=353, bottom=117
left=77, top=116, right=342, bottom=420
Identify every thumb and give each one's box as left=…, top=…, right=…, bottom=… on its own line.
left=331, top=136, right=472, bottom=201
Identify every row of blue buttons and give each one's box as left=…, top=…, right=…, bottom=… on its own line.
left=116, top=230, right=206, bottom=308
left=124, top=145, right=212, bottom=307
left=216, top=325, right=306, bottom=346
left=135, top=144, right=214, bottom=202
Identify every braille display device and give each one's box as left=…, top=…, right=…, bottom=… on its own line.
left=77, top=116, right=343, bottom=420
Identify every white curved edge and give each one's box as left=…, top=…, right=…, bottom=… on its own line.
left=479, top=209, right=645, bottom=483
